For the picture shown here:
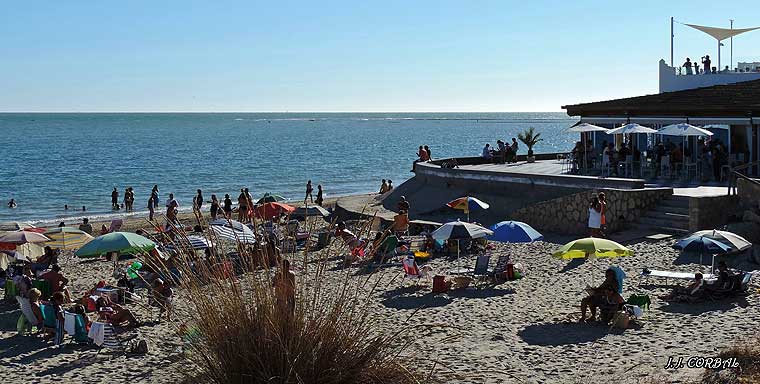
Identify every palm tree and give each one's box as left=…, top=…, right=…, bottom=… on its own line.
left=518, top=127, right=543, bottom=158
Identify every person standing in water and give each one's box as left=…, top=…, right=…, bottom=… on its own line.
left=111, top=188, right=119, bottom=210
left=194, top=189, right=204, bottom=212
left=304, top=180, right=313, bottom=204
left=8, top=198, right=17, bottom=208
left=315, top=185, right=324, bottom=206
left=223, top=194, right=233, bottom=219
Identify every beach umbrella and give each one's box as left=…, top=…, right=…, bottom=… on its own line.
left=256, top=193, right=287, bottom=205
left=432, top=220, right=493, bottom=259
left=446, top=196, right=490, bottom=222
left=0, top=230, right=51, bottom=245
left=606, top=123, right=658, bottom=135
left=486, top=221, right=543, bottom=243
left=0, top=221, right=35, bottom=231
left=255, top=202, right=296, bottom=219
left=691, top=229, right=751, bottom=252
left=209, top=219, right=256, bottom=244
left=292, top=205, right=330, bottom=218
left=44, top=227, right=94, bottom=250
left=658, top=123, right=714, bottom=137
left=552, top=238, right=633, bottom=259
left=166, top=235, right=214, bottom=251
left=673, top=235, right=732, bottom=269
left=75, top=232, right=155, bottom=258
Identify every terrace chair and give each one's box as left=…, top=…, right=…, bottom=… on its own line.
left=63, top=311, right=90, bottom=344
left=16, top=296, right=42, bottom=335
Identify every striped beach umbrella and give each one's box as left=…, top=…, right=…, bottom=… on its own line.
left=209, top=219, right=256, bottom=244
left=44, top=227, right=94, bottom=250
left=431, top=220, right=493, bottom=259
left=0, top=230, right=51, bottom=245
left=166, top=235, right=214, bottom=251
left=446, top=196, right=489, bottom=221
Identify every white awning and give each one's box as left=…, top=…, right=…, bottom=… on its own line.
left=685, top=23, right=760, bottom=41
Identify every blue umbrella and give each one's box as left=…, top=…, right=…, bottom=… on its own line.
left=673, top=235, right=732, bottom=270
left=486, top=221, right=543, bottom=243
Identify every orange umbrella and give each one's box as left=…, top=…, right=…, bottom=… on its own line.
left=255, top=202, right=296, bottom=219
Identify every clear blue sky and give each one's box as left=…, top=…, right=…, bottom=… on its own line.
left=1, top=1, right=758, bottom=112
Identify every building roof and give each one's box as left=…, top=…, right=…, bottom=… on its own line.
left=563, top=78, right=760, bottom=117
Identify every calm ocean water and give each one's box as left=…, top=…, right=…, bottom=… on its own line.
left=0, top=113, right=577, bottom=223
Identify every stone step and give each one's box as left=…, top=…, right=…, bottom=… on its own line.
left=629, top=223, right=690, bottom=236
left=650, top=205, right=690, bottom=215
left=642, top=210, right=690, bottom=221
left=637, top=216, right=690, bottom=230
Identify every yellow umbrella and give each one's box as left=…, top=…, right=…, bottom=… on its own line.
left=45, top=227, right=94, bottom=250
left=552, top=237, right=633, bottom=259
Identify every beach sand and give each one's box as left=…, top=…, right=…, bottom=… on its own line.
left=1, top=212, right=758, bottom=383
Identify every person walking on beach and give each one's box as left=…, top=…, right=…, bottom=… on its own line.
left=588, top=196, right=602, bottom=237
left=238, top=189, right=248, bottom=222
left=315, top=185, right=324, bottom=206
left=223, top=194, right=233, bottom=218
left=210, top=194, right=221, bottom=220
left=194, top=189, right=204, bottom=212
left=111, top=188, right=119, bottom=210
left=305, top=180, right=313, bottom=204
left=598, top=192, right=607, bottom=238
left=379, top=179, right=388, bottom=194
left=165, top=193, right=178, bottom=209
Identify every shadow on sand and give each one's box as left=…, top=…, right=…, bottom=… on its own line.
left=381, top=287, right=515, bottom=310
left=559, top=258, right=586, bottom=273
left=518, top=322, right=609, bottom=346
left=660, top=297, right=749, bottom=315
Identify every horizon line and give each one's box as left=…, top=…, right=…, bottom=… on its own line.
left=0, top=110, right=566, bottom=114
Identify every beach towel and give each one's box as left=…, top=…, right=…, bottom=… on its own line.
left=88, top=321, right=106, bottom=346
left=64, top=312, right=77, bottom=336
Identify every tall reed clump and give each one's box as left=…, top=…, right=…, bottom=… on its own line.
left=148, top=214, right=424, bottom=384
left=701, top=334, right=760, bottom=384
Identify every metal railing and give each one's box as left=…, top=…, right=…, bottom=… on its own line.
left=727, top=160, right=760, bottom=196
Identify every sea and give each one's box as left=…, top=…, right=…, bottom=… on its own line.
left=0, top=113, right=578, bottom=224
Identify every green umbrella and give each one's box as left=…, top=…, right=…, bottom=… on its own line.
left=75, top=231, right=155, bottom=258
left=256, top=193, right=286, bottom=205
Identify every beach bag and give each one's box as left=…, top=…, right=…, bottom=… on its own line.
left=432, top=275, right=450, bottom=293
left=612, top=311, right=630, bottom=329
left=626, top=294, right=651, bottom=311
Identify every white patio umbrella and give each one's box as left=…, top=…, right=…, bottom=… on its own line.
left=432, top=220, right=493, bottom=259
left=166, top=235, right=215, bottom=251
left=607, top=123, right=658, bottom=135
left=567, top=123, right=610, bottom=173
left=658, top=123, right=713, bottom=137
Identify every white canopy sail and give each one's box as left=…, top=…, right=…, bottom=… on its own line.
left=685, top=24, right=760, bottom=41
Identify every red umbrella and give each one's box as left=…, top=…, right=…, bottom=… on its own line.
left=255, top=202, right=295, bottom=219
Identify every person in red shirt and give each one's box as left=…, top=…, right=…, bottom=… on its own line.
left=41, top=264, right=72, bottom=302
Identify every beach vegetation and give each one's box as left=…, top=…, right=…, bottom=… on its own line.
left=152, top=219, right=424, bottom=384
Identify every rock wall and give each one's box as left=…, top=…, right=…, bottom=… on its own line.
left=688, top=195, right=741, bottom=232
left=511, top=188, right=672, bottom=235
left=737, top=178, right=760, bottom=210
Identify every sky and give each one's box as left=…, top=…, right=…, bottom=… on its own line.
left=1, top=1, right=759, bottom=112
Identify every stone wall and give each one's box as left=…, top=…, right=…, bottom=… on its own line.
left=737, top=178, right=760, bottom=210
left=511, top=188, right=672, bottom=235
left=688, top=195, right=741, bottom=232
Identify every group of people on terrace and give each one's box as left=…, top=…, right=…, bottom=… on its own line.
left=482, top=138, right=519, bottom=163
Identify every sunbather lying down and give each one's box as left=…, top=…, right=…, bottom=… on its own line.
left=660, top=272, right=704, bottom=302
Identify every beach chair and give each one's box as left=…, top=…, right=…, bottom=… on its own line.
left=376, top=235, right=399, bottom=264
left=401, top=256, right=429, bottom=286
left=63, top=311, right=90, bottom=344
left=491, top=255, right=511, bottom=282
left=16, top=296, right=42, bottom=334
left=109, top=218, right=123, bottom=233
left=640, top=269, right=714, bottom=286
left=39, top=303, right=64, bottom=345
left=472, top=254, right=492, bottom=288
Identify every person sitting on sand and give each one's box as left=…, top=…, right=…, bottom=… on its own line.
left=579, top=269, right=621, bottom=322
left=379, top=179, right=388, bottom=194
left=660, top=273, right=704, bottom=301
left=95, top=297, right=140, bottom=328
left=40, top=264, right=72, bottom=302
left=78, top=218, right=93, bottom=235
left=27, top=288, right=44, bottom=331
left=482, top=143, right=493, bottom=159
left=714, top=261, right=732, bottom=289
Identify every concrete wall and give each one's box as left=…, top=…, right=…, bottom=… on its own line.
left=659, top=59, right=760, bottom=93
left=688, top=195, right=741, bottom=232
left=511, top=188, right=672, bottom=235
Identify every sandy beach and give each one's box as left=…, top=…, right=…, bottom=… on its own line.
left=1, top=203, right=757, bottom=383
